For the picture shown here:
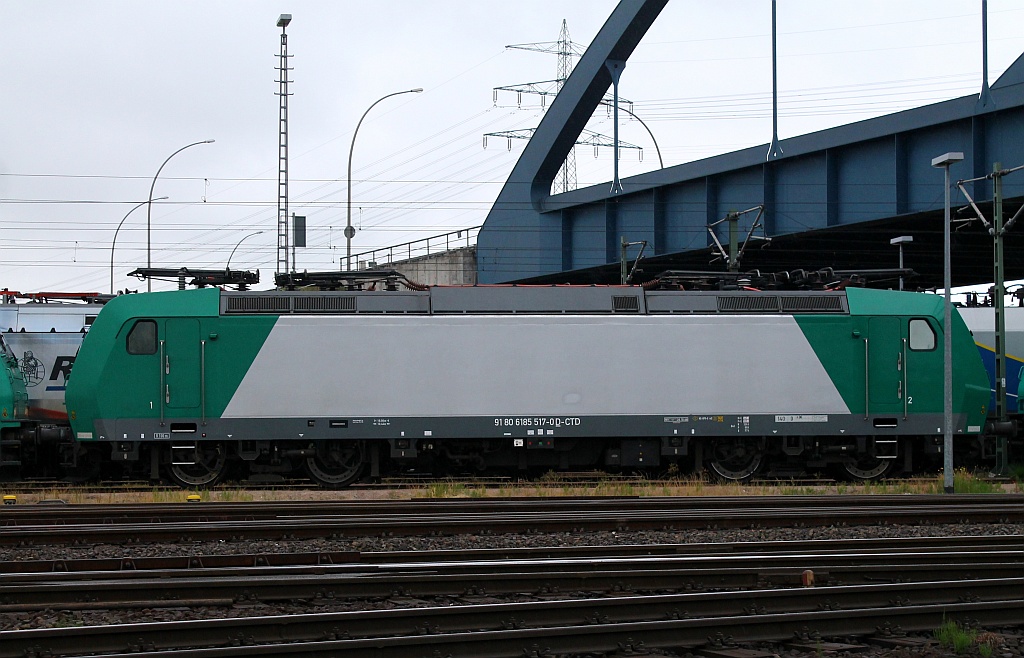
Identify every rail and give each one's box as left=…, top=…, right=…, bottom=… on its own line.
left=3, top=536, right=1023, bottom=657
left=3, top=496, right=1023, bottom=545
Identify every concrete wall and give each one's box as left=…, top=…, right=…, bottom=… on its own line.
left=377, top=246, right=477, bottom=286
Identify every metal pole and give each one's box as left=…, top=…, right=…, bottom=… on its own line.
left=980, top=0, right=992, bottom=107
left=226, top=231, right=264, bottom=271
left=994, top=162, right=1007, bottom=423
left=728, top=212, right=738, bottom=272
left=943, top=163, right=954, bottom=494
left=620, top=236, right=628, bottom=285
left=615, top=104, right=663, bottom=169
left=605, top=60, right=625, bottom=194
left=147, top=140, right=214, bottom=291
left=898, top=245, right=904, bottom=290
left=932, top=151, right=963, bottom=494
left=112, top=198, right=166, bottom=294
left=276, top=15, right=292, bottom=277
left=768, top=0, right=782, bottom=160
left=346, top=88, right=422, bottom=271
left=992, top=162, right=1011, bottom=475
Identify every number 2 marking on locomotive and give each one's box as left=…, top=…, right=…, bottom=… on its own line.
left=907, top=396, right=913, bottom=405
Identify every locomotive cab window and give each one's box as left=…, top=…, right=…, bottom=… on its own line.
left=908, top=318, right=936, bottom=351
left=126, top=320, right=158, bottom=355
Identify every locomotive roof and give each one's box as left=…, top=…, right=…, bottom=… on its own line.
left=88, top=286, right=961, bottom=323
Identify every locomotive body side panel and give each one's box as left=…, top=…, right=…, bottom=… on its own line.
left=798, top=288, right=989, bottom=431
left=222, top=314, right=850, bottom=421
left=66, top=289, right=277, bottom=440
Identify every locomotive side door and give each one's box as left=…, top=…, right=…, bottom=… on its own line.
left=867, top=317, right=903, bottom=416
left=164, top=318, right=201, bottom=411
left=903, top=317, right=939, bottom=417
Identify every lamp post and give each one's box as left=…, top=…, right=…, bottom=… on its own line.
left=889, top=235, right=913, bottom=291
left=346, top=88, right=422, bottom=271
left=931, top=151, right=964, bottom=494
left=226, top=231, right=264, bottom=271
left=615, top=103, right=663, bottom=169
left=147, top=139, right=215, bottom=291
left=111, top=197, right=168, bottom=294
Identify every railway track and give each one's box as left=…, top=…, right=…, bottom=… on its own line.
left=3, top=494, right=1023, bottom=545
left=3, top=536, right=1023, bottom=609
left=3, top=589, right=1023, bottom=657
left=2, top=537, right=1023, bottom=657
left=3, top=496, right=1023, bottom=657
left=3, top=533, right=1018, bottom=574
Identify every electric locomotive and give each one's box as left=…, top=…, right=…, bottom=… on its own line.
left=64, top=280, right=990, bottom=487
left=0, top=293, right=97, bottom=479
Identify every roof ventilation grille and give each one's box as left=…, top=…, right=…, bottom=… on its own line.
left=612, top=296, right=640, bottom=312
left=293, top=296, right=356, bottom=312
left=717, top=295, right=780, bottom=312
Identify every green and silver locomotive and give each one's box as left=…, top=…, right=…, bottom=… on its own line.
left=63, top=284, right=990, bottom=487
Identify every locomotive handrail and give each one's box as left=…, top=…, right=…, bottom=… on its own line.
left=159, top=339, right=166, bottom=427
left=864, top=338, right=870, bottom=421
left=201, top=340, right=207, bottom=426
left=903, top=337, right=909, bottom=421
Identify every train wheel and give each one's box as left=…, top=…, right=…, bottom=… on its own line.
left=707, top=438, right=763, bottom=482
left=305, top=440, right=366, bottom=488
left=838, top=455, right=895, bottom=481
left=167, top=442, right=227, bottom=488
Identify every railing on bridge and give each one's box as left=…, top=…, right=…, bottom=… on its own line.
left=348, top=226, right=481, bottom=271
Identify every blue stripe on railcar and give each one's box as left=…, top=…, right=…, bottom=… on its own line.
left=974, top=344, right=1024, bottom=412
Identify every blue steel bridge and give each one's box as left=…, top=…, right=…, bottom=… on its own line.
left=475, top=0, right=1024, bottom=289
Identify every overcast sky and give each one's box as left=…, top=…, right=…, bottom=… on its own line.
left=3, top=0, right=1022, bottom=293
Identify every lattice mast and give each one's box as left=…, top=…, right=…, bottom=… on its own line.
left=275, top=14, right=293, bottom=275
left=551, top=20, right=576, bottom=193
left=500, top=20, right=584, bottom=194
left=488, top=21, right=642, bottom=194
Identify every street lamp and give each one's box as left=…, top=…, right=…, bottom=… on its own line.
left=147, top=139, right=215, bottom=291
left=346, top=88, right=423, bottom=271
left=111, top=197, right=168, bottom=294
left=931, top=151, right=964, bottom=494
left=226, top=231, right=264, bottom=271
left=889, top=235, right=913, bottom=291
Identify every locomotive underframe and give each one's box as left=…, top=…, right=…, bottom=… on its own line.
left=81, top=427, right=961, bottom=486
left=66, top=405, right=983, bottom=486
left=2, top=426, right=1005, bottom=485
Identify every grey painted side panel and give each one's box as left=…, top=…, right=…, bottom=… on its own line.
left=222, top=314, right=848, bottom=419
left=961, top=307, right=1024, bottom=358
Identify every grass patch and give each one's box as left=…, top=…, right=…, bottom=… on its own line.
left=424, top=480, right=469, bottom=498
left=51, top=613, right=84, bottom=628
left=934, top=619, right=1002, bottom=655
left=953, top=469, right=1001, bottom=494
left=3, top=465, right=1017, bottom=504
left=935, top=619, right=976, bottom=654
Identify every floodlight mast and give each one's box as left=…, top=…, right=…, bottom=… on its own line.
left=276, top=14, right=293, bottom=276
left=889, top=235, right=913, bottom=291
left=931, top=151, right=963, bottom=494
